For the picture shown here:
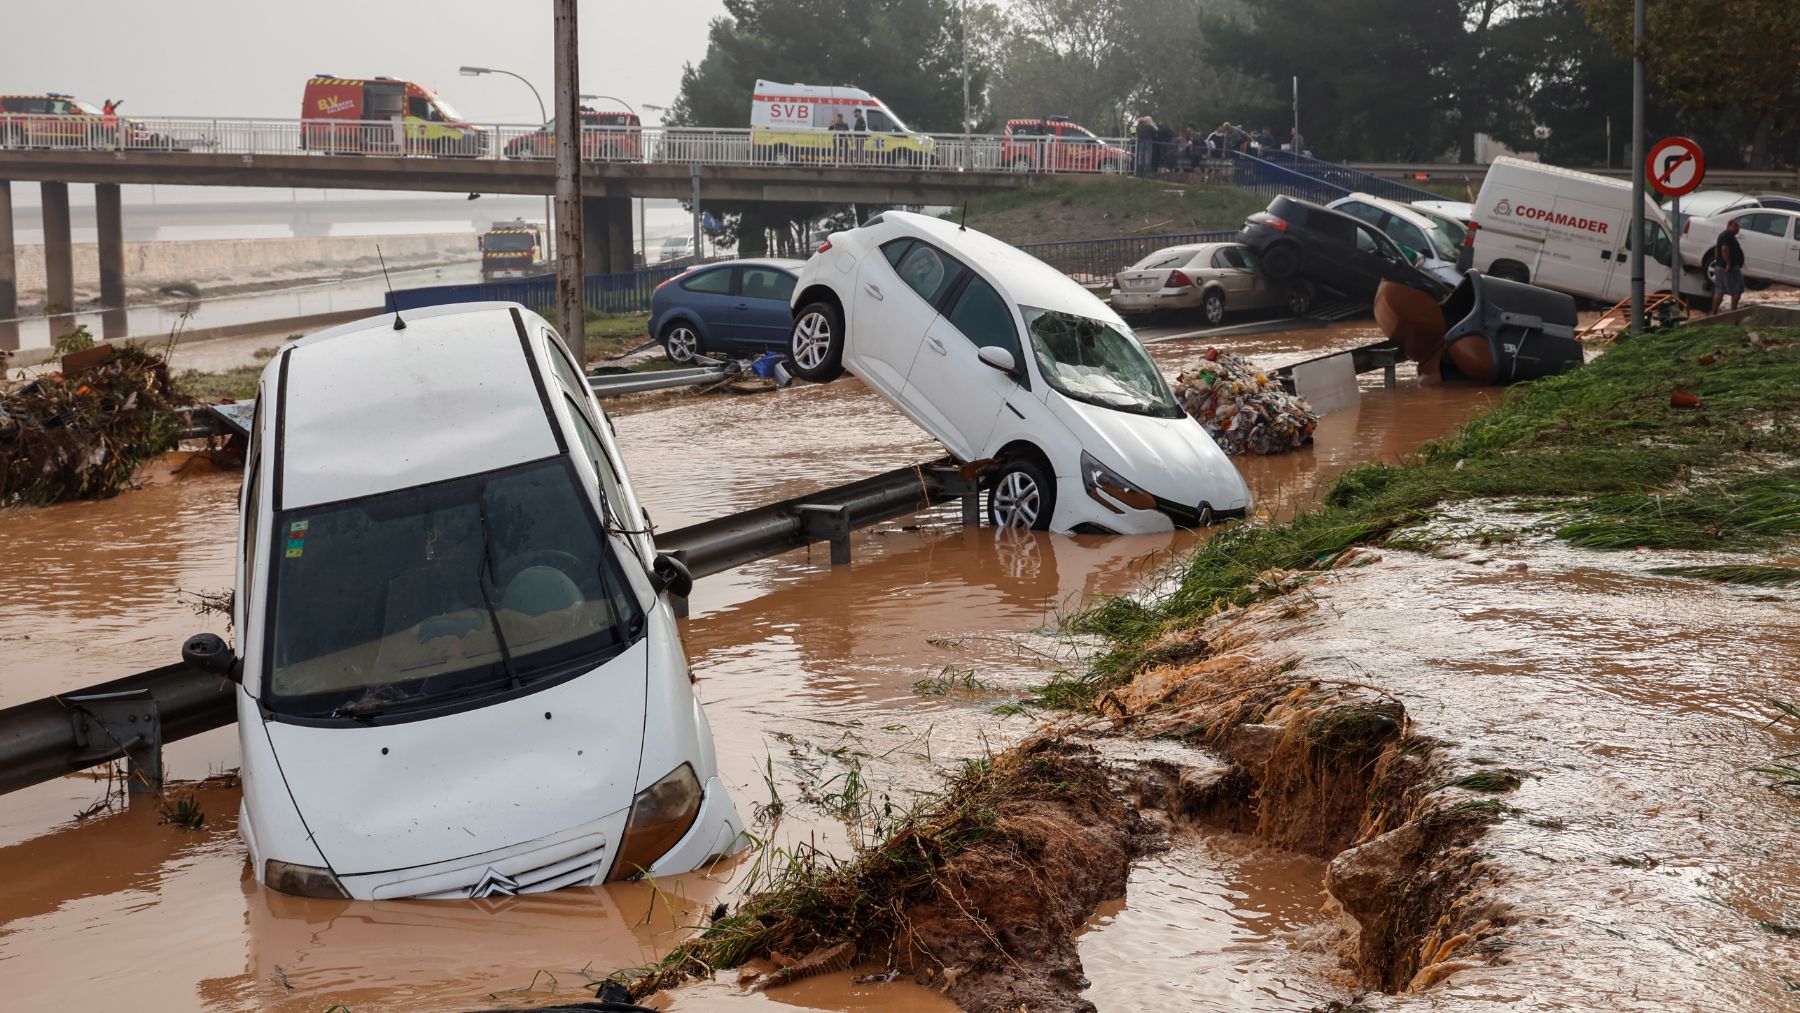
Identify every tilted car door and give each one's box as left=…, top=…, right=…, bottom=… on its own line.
left=852, top=238, right=963, bottom=404
left=736, top=267, right=798, bottom=348
left=677, top=267, right=741, bottom=351
left=904, top=271, right=1015, bottom=461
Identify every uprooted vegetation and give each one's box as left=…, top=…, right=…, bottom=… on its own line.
left=1, top=344, right=184, bottom=507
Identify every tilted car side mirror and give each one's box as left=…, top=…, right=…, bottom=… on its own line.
left=977, top=346, right=1019, bottom=375
left=650, top=553, right=694, bottom=599
left=182, top=633, right=240, bottom=681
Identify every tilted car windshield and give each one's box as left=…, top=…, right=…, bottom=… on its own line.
left=265, top=458, right=644, bottom=719
left=1023, top=307, right=1182, bottom=418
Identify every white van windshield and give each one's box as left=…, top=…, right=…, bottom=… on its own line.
left=264, top=458, right=644, bottom=719
left=1024, top=307, right=1182, bottom=418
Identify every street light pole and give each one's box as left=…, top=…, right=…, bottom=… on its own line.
left=1628, top=0, right=1645, bottom=333
left=553, top=0, right=585, bottom=358
left=960, top=0, right=970, bottom=170
left=462, top=65, right=555, bottom=262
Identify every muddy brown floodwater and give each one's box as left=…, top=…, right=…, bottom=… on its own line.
left=0, top=320, right=1507, bottom=1011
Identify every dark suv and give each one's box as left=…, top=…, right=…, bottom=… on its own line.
left=1239, top=195, right=1451, bottom=300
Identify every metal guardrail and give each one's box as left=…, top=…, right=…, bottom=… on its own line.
left=0, top=114, right=1132, bottom=176
left=0, top=457, right=980, bottom=798
left=1224, top=151, right=1354, bottom=204
left=587, top=364, right=732, bottom=396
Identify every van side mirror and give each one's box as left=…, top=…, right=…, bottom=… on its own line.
left=977, top=346, right=1018, bottom=375
left=650, top=553, right=694, bottom=599
left=183, top=633, right=239, bottom=681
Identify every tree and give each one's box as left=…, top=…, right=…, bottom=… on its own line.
left=1577, top=0, right=1800, bottom=168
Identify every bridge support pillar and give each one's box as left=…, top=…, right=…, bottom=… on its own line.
left=0, top=180, right=17, bottom=351
left=40, top=181, right=75, bottom=341
left=96, top=183, right=127, bottom=340
left=581, top=195, right=635, bottom=276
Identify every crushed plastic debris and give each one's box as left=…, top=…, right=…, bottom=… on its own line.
left=1172, top=348, right=1318, bottom=456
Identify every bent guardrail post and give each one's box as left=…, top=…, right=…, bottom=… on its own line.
left=65, top=689, right=163, bottom=794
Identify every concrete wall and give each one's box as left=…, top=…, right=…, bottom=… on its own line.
left=13, top=232, right=475, bottom=295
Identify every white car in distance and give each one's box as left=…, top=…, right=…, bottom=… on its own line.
left=181, top=302, right=743, bottom=901
left=1111, top=241, right=1315, bottom=324
left=1678, top=205, right=1800, bottom=288
left=785, top=211, right=1251, bottom=533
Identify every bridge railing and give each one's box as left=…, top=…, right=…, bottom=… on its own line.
left=0, top=114, right=1132, bottom=175
left=1225, top=151, right=1354, bottom=205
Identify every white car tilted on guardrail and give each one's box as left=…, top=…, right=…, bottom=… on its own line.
left=180, top=302, right=742, bottom=901
left=784, top=211, right=1251, bottom=534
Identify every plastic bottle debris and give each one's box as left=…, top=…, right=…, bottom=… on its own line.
left=1172, top=348, right=1318, bottom=456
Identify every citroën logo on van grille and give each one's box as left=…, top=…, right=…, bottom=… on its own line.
left=470, top=866, right=520, bottom=898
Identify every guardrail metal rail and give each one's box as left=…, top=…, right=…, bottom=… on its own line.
left=0, top=457, right=981, bottom=798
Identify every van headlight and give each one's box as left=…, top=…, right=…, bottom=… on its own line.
left=1081, top=451, right=1157, bottom=512
left=607, top=763, right=703, bottom=881
left=265, top=859, right=349, bottom=899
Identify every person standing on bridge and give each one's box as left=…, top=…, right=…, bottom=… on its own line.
left=851, top=108, right=867, bottom=164
left=829, top=111, right=850, bottom=165
left=1134, top=116, right=1155, bottom=177
left=1289, top=126, right=1306, bottom=155
left=1710, top=218, right=1746, bottom=314
left=102, top=99, right=121, bottom=149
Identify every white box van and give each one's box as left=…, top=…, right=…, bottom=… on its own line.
left=1471, top=157, right=1702, bottom=303
left=749, top=79, right=936, bottom=165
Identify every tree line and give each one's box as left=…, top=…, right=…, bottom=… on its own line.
left=669, top=0, right=1798, bottom=253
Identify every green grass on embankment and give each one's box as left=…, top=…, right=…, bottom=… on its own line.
left=952, top=177, right=1269, bottom=245
left=1048, top=323, right=1800, bottom=708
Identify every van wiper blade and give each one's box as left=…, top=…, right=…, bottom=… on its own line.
left=475, top=495, right=521, bottom=688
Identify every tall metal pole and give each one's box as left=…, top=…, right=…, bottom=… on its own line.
left=1292, top=76, right=1299, bottom=152
left=960, top=0, right=970, bottom=170
left=1628, top=0, right=1646, bottom=333
left=554, top=0, right=584, bottom=359
left=691, top=164, right=703, bottom=263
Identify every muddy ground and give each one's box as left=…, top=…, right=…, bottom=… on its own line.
left=1, top=311, right=1797, bottom=1011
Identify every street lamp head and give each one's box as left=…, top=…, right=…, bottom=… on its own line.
left=460, top=66, right=490, bottom=77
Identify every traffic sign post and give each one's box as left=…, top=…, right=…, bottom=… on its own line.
left=1648, top=137, right=1705, bottom=307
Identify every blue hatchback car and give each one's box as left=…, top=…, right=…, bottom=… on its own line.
left=649, top=259, right=805, bottom=362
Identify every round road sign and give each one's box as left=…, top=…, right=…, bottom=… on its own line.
left=1647, top=136, right=1706, bottom=197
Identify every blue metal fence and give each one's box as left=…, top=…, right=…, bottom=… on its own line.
left=1225, top=152, right=1354, bottom=204
left=384, top=263, right=689, bottom=317
left=1254, top=150, right=1442, bottom=204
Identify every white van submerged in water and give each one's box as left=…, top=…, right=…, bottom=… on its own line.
left=182, top=302, right=743, bottom=900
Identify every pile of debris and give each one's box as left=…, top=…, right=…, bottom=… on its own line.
left=0, top=344, right=183, bottom=508
left=1172, top=348, right=1318, bottom=455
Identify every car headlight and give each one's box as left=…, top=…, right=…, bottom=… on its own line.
left=1080, top=451, right=1157, bottom=513
left=607, top=763, right=703, bottom=881
left=264, top=859, right=349, bottom=899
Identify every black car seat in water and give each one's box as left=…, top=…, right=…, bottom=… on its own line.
left=1437, top=271, right=1583, bottom=384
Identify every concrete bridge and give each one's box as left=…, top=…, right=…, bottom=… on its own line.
left=0, top=119, right=1057, bottom=348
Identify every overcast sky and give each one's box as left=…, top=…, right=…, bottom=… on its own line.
left=1, top=0, right=725, bottom=122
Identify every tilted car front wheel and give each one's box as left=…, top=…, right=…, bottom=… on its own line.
left=789, top=302, right=845, bottom=383
left=988, top=458, right=1056, bottom=531
left=662, top=323, right=700, bottom=363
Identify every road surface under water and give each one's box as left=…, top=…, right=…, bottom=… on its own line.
left=0, top=319, right=1540, bottom=1011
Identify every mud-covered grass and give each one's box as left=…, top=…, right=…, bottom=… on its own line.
left=953, top=177, right=1268, bottom=245
left=583, top=312, right=652, bottom=362
left=1651, top=563, right=1800, bottom=586
left=616, top=738, right=1147, bottom=1010
left=1056, top=323, right=1800, bottom=707
left=173, top=345, right=280, bottom=402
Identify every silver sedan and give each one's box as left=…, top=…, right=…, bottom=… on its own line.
left=1111, top=242, right=1314, bottom=324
